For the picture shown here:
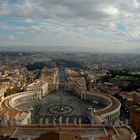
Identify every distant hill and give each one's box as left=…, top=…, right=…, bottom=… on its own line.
left=129, top=48, right=140, bottom=54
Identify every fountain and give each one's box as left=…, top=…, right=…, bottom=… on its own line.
left=48, top=90, right=72, bottom=115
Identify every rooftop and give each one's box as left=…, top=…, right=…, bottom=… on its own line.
left=0, top=125, right=134, bottom=140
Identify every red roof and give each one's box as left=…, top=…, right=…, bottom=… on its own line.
left=99, top=137, right=110, bottom=140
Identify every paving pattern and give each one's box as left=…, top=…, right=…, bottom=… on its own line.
left=17, top=91, right=105, bottom=124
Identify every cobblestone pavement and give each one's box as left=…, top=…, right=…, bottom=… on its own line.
left=17, top=91, right=105, bottom=124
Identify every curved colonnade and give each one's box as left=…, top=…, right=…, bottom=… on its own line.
left=0, top=90, right=121, bottom=125
left=85, top=92, right=121, bottom=124
left=0, top=92, right=38, bottom=126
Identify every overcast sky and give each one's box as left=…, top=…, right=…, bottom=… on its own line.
left=0, top=0, right=140, bottom=52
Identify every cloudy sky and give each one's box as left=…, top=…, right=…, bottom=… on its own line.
left=0, top=0, right=140, bottom=52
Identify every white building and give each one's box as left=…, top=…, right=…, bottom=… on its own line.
left=26, top=80, right=48, bottom=99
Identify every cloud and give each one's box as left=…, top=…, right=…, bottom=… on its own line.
left=9, top=35, right=15, bottom=40
left=0, top=0, right=140, bottom=51
left=102, top=5, right=119, bottom=17
left=23, top=18, right=33, bottom=23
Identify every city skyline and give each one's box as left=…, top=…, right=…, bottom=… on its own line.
left=0, top=51, right=139, bottom=139
left=0, top=0, right=140, bottom=53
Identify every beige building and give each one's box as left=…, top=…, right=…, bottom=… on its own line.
left=87, top=74, right=96, bottom=91
left=26, top=80, right=48, bottom=99
left=73, top=77, right=87, bottom=96
left=120, top=91, right=140, bottom=107
left=0, top=125, right=136, bottom=140
left=41, top=68, right=59, bottom=92
left=98, top=82, right=120, bottom=95
left=0, top=85, right=7, bottom=102
left=65, top=68, right=87, bottom=95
